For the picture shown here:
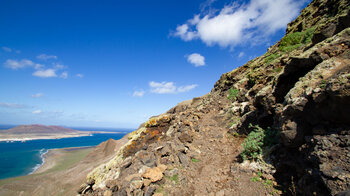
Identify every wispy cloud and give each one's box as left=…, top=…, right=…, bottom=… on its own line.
left=133, top=90, right=145, bottom=97
left=32, top=110, right=42, bottom=114
left=186, top=53, right=205, bottom=67
left=4, top=59, right=34, bottom=70
left=177, top=84, right=198, bottom=93
left=2, top=47, right=12, bottom=52
left=32, top=69, right=57, bottom=78
left=2, top=46, right=21, bottom=53
left=149, top=81, right=197, bottom=94
left=173, top=0, right=305, bottom=48
left=31, top=93, right=44, bottom=98
left=53, top=63, right=66, bottom=70
left=0, top=102, right=27, bottom=109
left=60, top=71, right=68, bottom=79
left=238, top=52, right=244, bottom=58
left=36, top=54, right=57, bottom=61
left=76, top=73, right=84, bottom=78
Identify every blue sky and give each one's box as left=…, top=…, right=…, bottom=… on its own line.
left=0, top=0, right=310, bottom=129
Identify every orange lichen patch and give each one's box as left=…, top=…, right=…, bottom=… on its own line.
left=151, top=129, right=160, bottom=137
left=145, top=115, right=171, bottom=128
left=126, top=140, right=136, bottom=151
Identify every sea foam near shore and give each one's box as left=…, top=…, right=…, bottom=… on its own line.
left=29, top=149, right=49, bottom=174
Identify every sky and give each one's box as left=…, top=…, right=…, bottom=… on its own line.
left=0, top=0, right=310, bottom=129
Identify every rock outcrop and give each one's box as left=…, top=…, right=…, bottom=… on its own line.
left=80, top=0, right=350, bottom=195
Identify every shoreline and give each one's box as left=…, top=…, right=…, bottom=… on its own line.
left=29, top=149, right=49, bottom=174
left=31, top=146, right=95, bottom=174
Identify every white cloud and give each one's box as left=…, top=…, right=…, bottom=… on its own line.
left=32, top=110, right=42, bottom=114
left=149, top=81, right=197, bottom=94
left=32, top=69, right=57, bottom=78
left=34, top=63, right=44, bottom=69
left=31, top=93, right=44, bottom=98
left=186, top=53, right=205, bottom=67
left=177, top=84, right=198, bottom=93
left=36, top=54, right=57, bottom=60
left=60, top=71, right=68, bottom=79
left=2, top=47, right=12, bottom=52
left=173, top=0, right=305, bottom=48
left=76, top=73, right=84, bottom=78
left=15, top=50, right=21, bottom=54
left=4, top=59, right=34, bottom=70
left=53, top=63, right=66, bottom=70
left=0, top=103, right=26, bottom=108
left=133, top=90, right=145, bottom=97
left=238, top=52, right=244, bottom=58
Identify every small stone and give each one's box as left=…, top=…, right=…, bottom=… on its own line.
left=178, top=152, right=189, bottom=166
left=164, top=168, right=179, bottom=177
left=133, top=189, right=143, bottom=196
left=216, top=190, right=225, bottom=196
left=157, top=164, right=167, bottom=172
left=130, top=180, right=143, bottom=190
left=121, top=157, right=132, bottom=168
left=103, top=190, right=112, bottom=196
left=142, top=167, right=164, bottom=182
left=115, top=189, right=127, bottom=196
left=87, top=178, right=95, bottom=186
left=105, top=179, right=118, bottom=189
left=144, top=186, right=156, bottom=196
left=77, top=184, right=90, bottom=194
left=143, top=179, right=152, bottom=187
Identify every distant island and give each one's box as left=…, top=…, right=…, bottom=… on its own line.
left=0, top=124, right=120, bottom=142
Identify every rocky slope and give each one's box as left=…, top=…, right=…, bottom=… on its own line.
left=79, top=0, right=350, bottom=195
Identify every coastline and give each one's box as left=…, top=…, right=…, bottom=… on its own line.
left=29, top=149, right=49, bottom=174
left=31, top=146, right=95, bottom=174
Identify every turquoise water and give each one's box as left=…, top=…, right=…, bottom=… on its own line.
left=0, top=128, right=130, bottom=180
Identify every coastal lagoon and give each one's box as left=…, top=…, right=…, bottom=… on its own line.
left=0, top=127, right=130, bottom=180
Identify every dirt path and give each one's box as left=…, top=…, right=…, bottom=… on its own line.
left=166, top=107, right=273, bottom=195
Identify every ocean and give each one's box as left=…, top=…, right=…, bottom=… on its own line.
left=0, top=126, right=132, bottom=180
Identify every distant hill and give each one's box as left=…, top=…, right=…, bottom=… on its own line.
left=4, top=124, right=80, bottom=134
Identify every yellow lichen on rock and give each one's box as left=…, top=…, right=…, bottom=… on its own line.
left=86, top=127, right=147, bottom=187
left=144, top=115, right=170, bottom=128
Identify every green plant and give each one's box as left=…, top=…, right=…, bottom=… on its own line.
left=227, top=87, right=240, bottom=101
left=320, top=79, right=327, bottom=88
left=250, top=176, right=261, bottom=182
left=241, top=125, right=265, bottom=161
left=233, top=132, right=240, bottom=137
left=191, top=158, right=200, bottom=163
left=273, top=67, right=283, bottom=73
left=169, top=174, right=179, bottom=183
left=279, top=27, right=316, bottom=52
left=265, top=53, right=281, bottom=64
left=228, top=116, right=241, bottom=128
left=240, top=124, right=279, bottom=161
left=247, top=74, right=256, bottom=88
